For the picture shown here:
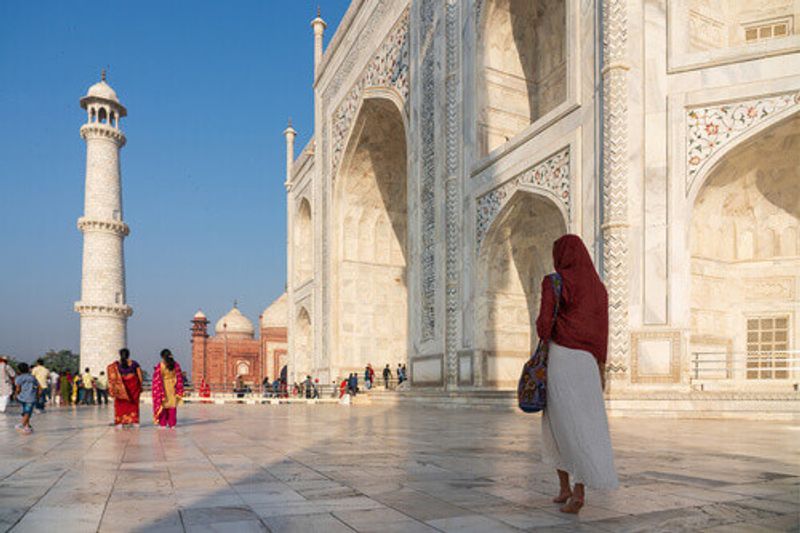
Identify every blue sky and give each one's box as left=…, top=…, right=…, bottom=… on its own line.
left=0, top=1, right=350, bottom=372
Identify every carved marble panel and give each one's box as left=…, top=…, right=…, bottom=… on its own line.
left=475, top=146, right=570, bottom=250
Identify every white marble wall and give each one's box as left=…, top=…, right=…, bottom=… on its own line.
left=284, top=0, right=800, bottom=394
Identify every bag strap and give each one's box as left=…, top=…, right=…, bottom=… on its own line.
left=548, top=272, right=563, bottom=324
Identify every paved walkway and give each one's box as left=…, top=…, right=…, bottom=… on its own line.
left=0, top=403, right=797, bottom=532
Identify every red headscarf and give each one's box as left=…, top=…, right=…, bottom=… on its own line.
left=536, top=234, right=609, bottom=364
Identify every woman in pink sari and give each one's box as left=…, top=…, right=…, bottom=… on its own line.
left=152, top=349, right=184, bottom=429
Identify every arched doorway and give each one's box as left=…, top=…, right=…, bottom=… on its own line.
left=476, top=0, right=567, bottom=156
left=294, top=307, right=312, bottom=380
left=335, top=97, right=408, bottom=378
left=476, top=191, right=567, bottom=388
left=690, top=113, right=800, bottom=383
left=295, top=198, right=312, bottom=284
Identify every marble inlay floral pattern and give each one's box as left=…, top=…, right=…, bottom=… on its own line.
left=476, top=147, right=570, bottom=250
left=330, top=10, right=409, bottom=179
left=686, top=91, right=800, bottom=192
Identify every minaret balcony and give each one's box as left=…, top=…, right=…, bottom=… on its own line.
left=77, top=217, right=130, bottom=236
left=80, top=123, right=126, bottom=146
left=74, top=302, right=133, bottom=318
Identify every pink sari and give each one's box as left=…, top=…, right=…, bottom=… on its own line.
left=152, top=360, right=184, bottom=424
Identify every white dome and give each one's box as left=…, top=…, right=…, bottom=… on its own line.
left=215, top=306, right=254, bottom=338
left=260, top=293, right=288, bottom=329
left=193, top=310, right=207, bottom=319
left=85, top=80, right=120, bottom=103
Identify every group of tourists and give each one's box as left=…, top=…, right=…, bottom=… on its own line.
left=107, top=347, right=184, bottom=430
left=2, top=348, right=185, bottom=433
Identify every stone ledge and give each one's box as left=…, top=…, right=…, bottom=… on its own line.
left=80, top=123, right=126, bottom=145
left=77, top=217, right=130, bottom=236
left=74, top=302, right=133, bottom=318
left=367, top=389, right=800, bottom=420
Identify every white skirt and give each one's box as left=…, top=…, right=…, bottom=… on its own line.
left=541, top=342, right=619, bottom=489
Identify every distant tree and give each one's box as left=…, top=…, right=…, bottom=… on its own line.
left=41, top=349, right=80, bottom=375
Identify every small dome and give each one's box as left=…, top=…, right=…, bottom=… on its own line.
left=85, top=80, right=120, bottom=103
left=193, top=310, right=207, bottom=319
left=215, top=306, right=254, bottom=338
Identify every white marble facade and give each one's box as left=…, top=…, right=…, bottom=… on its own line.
left=284, top=0, right=800, bottom=396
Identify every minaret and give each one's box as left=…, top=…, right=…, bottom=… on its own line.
left=311, top=7, right=327, bottom=75
left=283, top=118, right=297, bottom=186
left=191, top=311, right=209, bottom=382
left=75, top=71, right=132, bottom=375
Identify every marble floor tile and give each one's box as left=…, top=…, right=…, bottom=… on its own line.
left=261, top=512, right=353, bottom=533
left=426, top=514, right=520, bottom=532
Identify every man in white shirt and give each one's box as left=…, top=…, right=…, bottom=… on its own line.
left=0, top=356, right=16, bottom=413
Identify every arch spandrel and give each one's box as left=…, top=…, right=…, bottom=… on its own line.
left=686, top=91, right=800, bottom=200
left=476, top=146, right=570, bottom=251
left=329, top=9, right=410, bottom=179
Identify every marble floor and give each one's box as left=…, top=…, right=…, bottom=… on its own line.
left=0, top=403, right=797, bottom=533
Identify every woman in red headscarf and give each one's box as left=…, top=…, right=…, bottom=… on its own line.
left=535, top=234, right=618, bottom=514
left=107, top=348, right=143, bottom=428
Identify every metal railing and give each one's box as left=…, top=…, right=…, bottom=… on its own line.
left=690, top=350, right=800, bottom=380
left=164, top=378, right=408, bottom=400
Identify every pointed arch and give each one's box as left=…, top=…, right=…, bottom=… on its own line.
left=333, top=96, right=409, bottom=377
left=475, top=190, right=567, bottom=388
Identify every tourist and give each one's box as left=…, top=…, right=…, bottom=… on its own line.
left=31, top=359, right=49, bottom=412
left=14, top=363, right=39, bottom=434
left=199, top=378, right=211, bottom=402
left=235, top=375, right=246, bottom=398
left=95, top=370, right=109, bottom=405
left=152, top=349, right=184, bottom=429
left=262, top=376, right=271, bottom=397
left=364, top=365, right=372, bottom=390
left=82, top=368, right=95, bottom=404
left=338, top=377, right=348, bottom=399
left=536, top=235, right=618, bottom=514
left=397, top=363, right=403, bottom=384
left=0, top=356, right=16, bottom=413
left=382, top=364, right=391, bottom=389
left=72, top=373, right=82, bottom=405
left=49, top=369, right=60, bottom=405
left=107, top=348, right=143, bottom=428
left=59, top=371, right=72, bottom=406
left=401, top=364, right=408, bottom=383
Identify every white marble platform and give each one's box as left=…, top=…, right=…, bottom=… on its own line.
left=0, top=403, right=797, bottom=532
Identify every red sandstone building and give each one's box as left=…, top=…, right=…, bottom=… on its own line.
left=191, top=295, right=287, bottom=389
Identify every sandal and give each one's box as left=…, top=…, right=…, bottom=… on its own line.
left=559, top=497, right=584, bottom=514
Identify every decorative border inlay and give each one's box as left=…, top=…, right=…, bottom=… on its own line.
left=330, top=9, right=410, bottom=179
left=420, top=0, right=436, bottom=341
left=475, top=147, right=570, bottom=250
left=686, top=91, right=800, bottom=193
left=444, top=0, right=461, bottom=388
left=631, top=330, right=681, bottom=384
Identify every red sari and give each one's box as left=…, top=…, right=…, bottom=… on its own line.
left=107, top=360, right=143, bottom=424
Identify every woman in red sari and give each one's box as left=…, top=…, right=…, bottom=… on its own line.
left=152, top=349, right=184, bottom=429
left=107, top=348, right=143, bottom=429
